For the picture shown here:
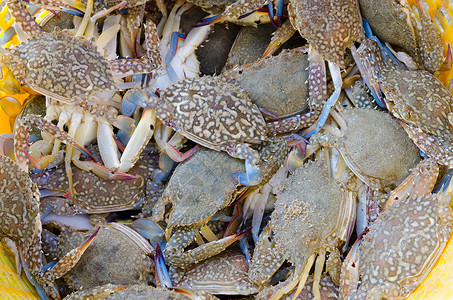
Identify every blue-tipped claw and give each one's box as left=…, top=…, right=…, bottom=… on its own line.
left=231, top=159, right=263, bottom=186
left=122, top=88, right=156, bottom=116
left=167, top=32, right=186, bottom=64
left=154, top=243, right=172, bottom=288
left=239, top=236, right=251, bottom=265
left=303, top=86, right=341, bottom=139
left=196, top=14, right=223, bottom=27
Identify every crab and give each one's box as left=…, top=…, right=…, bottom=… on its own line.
left=0, top=154, right=99, bottom=299
left=339, top=158, right=453, bottom=299
left=31, top=143, right=164, bottom=213
left=310, top=108, right=421, bottom=193
left=1, top=0, right=157, bottom=104
left=2, top=0, right=165, bottom=186
left=249, top=157, right=355, bottom=299
left=64, top=284, right=219, bottom=299
left=57, top=223, right=154, bottom=291
left=239, top=0, right=364, bottom=137
left=176, top=247, right=259, bottom=295
left=128, top=74, right=269, bottom=186
left=160, top=138, right=287, bottom=269
left=353, top=38, right=453, bottom=169
left=358, top=0, right=445, bottom=72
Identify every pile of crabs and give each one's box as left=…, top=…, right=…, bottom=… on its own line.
left=1, top=0, right=453, bottom=298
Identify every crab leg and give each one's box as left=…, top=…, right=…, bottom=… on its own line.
left=166, top=229, right=249, bottom=269
left=385, top=158, right=439, bottom=209
left=37, top=227, right=100, bottom=283
left=5, top=0, right=42, bottom=38
left=14, top=114, right=95, bottom=172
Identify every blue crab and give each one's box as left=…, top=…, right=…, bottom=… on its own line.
left=339, top=158, right=453, bottom=299
left=0, top=154, right=98, bottom=299
left=353, top=38, right=453, bottom=169
left=249, top=157, right=355, bottom=299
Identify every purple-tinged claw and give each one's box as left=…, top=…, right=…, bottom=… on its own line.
left=155, top=243, right=172, bottom=288
left=260, top=107, right=282, bottom=121
left=166, top=144, right=198, bottom=162
left=231, top=159, right=263, bottom=186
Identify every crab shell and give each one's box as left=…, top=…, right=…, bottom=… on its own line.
left=288, top=0, right=363, bottom=67
left=0, top=155, right=40, bottom=259
left=355, top=191, right=453, bottom=299
left=31, top=148, right=162, bottom=213
left=164, top=147, right=246, bottom=230
left=58, top=223, right=153, bottom=290
left=4, top=29, right=115, bottom=102
left=158, top=75, right=267, bottom=153
left=332, top=108, right=421, bottom=191
left=164, top=138, right=287, bottom=230
left=235, top=49, right=310, bottom=119
left=271, top=158, right=347, bottom=273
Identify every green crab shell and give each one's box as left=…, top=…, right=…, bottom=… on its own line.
left=271, top=159, right=343, bottom=269
left=165, top=148, right=246, bottom=229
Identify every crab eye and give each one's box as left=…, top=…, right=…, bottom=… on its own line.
left=401, top=107, right=413, bottom=121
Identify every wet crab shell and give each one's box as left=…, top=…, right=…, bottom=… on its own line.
left=31, top=148, right=162, bottom=213
left=336, top=108, right=421, bottom=191
left=58, top=224, right=153, bottom=290
left=159, top=75, right=267, bottom=151
left=164, top=147, right=246, bottom=229
left=356, top=192, right=453, bottom=299
left=288, top=0, right=363, bottom=67
left=271, top=159, right=343, bottom=269
left=5, top=29, right=115, bottom=101
left=235, top=49, right=310, bottom=119
left=0, top=154, right=40, bottom=252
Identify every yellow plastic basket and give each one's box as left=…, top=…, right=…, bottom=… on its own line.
left=0, top=0, right=453, bottom=299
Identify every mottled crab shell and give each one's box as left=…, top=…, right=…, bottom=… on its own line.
left=58, top=224, right=153, bottom=290
left=235, top=50, right=310, bottom=119
left=165, top=148, right=246, bottom=229
left=64, top=284, right=195, bottom=300
left=271, top=159, right=343, bottom=269
left=31, top=150, right=161, bottom=213
left=159, top=76, right=267, bottom=150
left=357, top=192, right=453, bottom=299
left=0, top=155, right=40, bottom=251
left=288, top=0, right=363, bottom=67
left=380, top=65, right=453, bottom=138
left=337, top=108, right=421, bottom=191
left=6, top=29, right=115, bottom=101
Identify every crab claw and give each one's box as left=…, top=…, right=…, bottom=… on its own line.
left=196, top=14, right=224, bottom=27
left=232, top=158, right=263, bottom=186
left=40, top=226, right=100, bottom=282
left=75, top=160, right=138, bottom=181
left=122, top=88, right=159, bottom=117
left=166, top=144, right=198, bottom=163
left=155, top=243, right=172, bottom=288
